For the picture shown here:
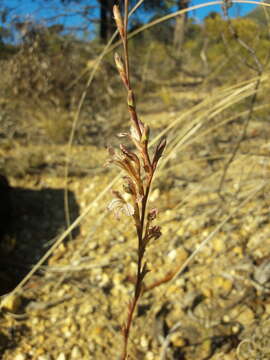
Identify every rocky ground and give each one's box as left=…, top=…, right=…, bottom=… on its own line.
left=0, top=82, right=270, bottom=360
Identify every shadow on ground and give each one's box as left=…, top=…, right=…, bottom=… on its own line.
left=0, top=183, right=80, bottom=295
left=0, top=324, right=30, bottom=358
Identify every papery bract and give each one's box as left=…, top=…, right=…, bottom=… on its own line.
left=108, top=197, right=134, bottom=219
left=130, top=124, right=141, bottom=142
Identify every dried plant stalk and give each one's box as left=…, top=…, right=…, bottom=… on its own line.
left=107, top=1, right=166, bottom=359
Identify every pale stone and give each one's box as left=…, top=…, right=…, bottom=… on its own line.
left=56, top=353, right=66, bottom=360
left=145, top=351, right=155, bottom=360
left=254, top=259, right=270, bottom=285
left=212, top=276, right=233, bottom=296
left=201, top=286, right=213, bottom=298
left=166, top=284, right=181, bottom=296
left=99, top=273, right=110, bottom=288
left=71, top=345, right=83, bottom=359
left=177, top=248, right=189, bottom=263
left=37, top=355, right=52, bottom=360
left=1, top=294, right=21, bottom=313
left=231, top=306, right=255, bottom=326
left=212, top=237, right=226, bottom=253
left=265, top=303, right=270, bottom=315
left=14, top=354, right=27, bottom=360
left=201, top=339, right=211, bottom=357
left=232, top=246, right=243, bottom=257
left=223, top=315, right=230, bottom=323
left=170, top=332, right=185, bottom=347
left=232, top=323, right=242, bottom=334
left=168, top=249, right=177, bottom=261
left=113, top=273, right=125, bottom=286
left=140, top=335, right=148, bottom=349
left=89, top=241, right=98, bottom=250
left=176, top=227, right=185, bottom=237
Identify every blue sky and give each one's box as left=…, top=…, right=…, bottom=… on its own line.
left=2, top=0, right=259, bottom=39
left=190, top=0, right=257, bottom=19
left=7, top=0, right=258, bottom=18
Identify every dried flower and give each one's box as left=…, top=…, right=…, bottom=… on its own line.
left=147, top=225, right=162, bottom=241
left=115, top=53, right=128, bottom=89
left=122, top=176, right=137, bottom=197
left=120, top=144, right=141, bottom=173
left=113, top=5, right=125, bottom=40
left=152, top=136, right=167, bottom=171
left=130, top=124, right=141, bottom=143
left=147, top=208, right=158, bottom=221
left=118, top=132, right=129, bottom=138
left=108, top=190, right=134, bottom=219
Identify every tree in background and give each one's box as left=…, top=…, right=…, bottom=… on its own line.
left=98, top=0, right=175, bottom=43
left=0, top=0, right=191, bottom=45
left=99, top=0, right=115, bottom=43
left=173, top=0, right=190, bottom=54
